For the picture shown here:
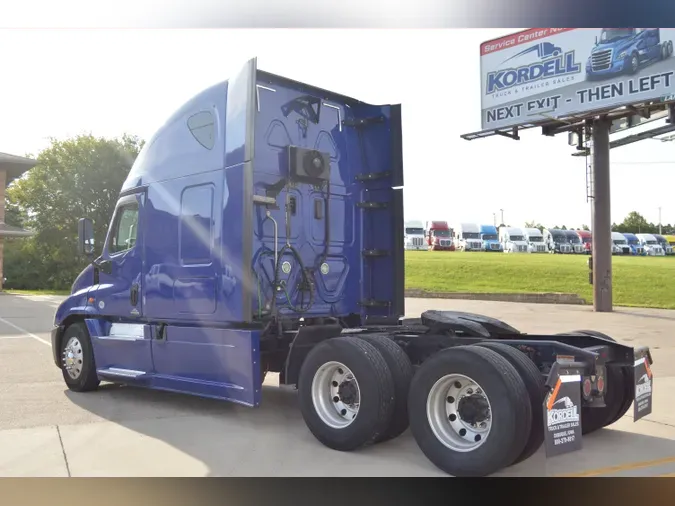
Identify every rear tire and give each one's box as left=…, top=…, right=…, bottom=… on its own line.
left=570, top=330, right=634, bottom=432
left=357, top=335, right=414, bottom=443
left=297, top=336, right=395, bottom=452
left=474, top=341, right=546, bottom=465
left=408, top=345, right=531, bottom=477
left=60, top=322, right=100, bottom=392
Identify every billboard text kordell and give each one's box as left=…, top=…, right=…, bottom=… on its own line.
left=479, top=28, right=675, bottom=130
left=486, top=71, right=674, bottom=125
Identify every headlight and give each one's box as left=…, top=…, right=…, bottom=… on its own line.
left=619, top=51, right=627, bottom=59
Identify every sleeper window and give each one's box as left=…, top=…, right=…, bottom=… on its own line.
left=110, top=203, right=139, bottom=254
left=180, top=185, right=214, bottom=264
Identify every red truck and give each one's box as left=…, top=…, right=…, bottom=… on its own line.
left=426, top=221, right=455, bottom=251
left=576, top=230, right=592, bottom=254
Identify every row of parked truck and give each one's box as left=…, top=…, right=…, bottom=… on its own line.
left=404, top=221, right=675, bottom=256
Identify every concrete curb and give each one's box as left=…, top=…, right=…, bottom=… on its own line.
left=404, top=289, right=588, bottom=305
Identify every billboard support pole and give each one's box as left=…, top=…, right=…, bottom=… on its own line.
left=590, top=116, right=612, bottom=312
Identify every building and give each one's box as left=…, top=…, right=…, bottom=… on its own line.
left=0, top=152, right=37, bottom=290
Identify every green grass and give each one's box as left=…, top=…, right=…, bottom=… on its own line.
left=405, top=251, right=675, bottom=310
left=4, top=289, right=70, bottom=296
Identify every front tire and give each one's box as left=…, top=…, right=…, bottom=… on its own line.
left=630, top=52, right=639, bottom=74
left=408, top=345, right=532, bottom=477
left=298, top=336, right=395, bottom=452
left=60, top=322, right=100, bottom=392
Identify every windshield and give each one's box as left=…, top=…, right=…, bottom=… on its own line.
left=432, top=229, right=450, bottom=237
left=600, top=28, right=634, bottom=43
left=613, top=239, right=627, bottom=245
left=581, top=237, right=591, bottom=244
left=510, top=235, right=525, bottom=241
left=646, top=240, right=657, bottom=245
left=567, top=235, right=580, bottom=244
left=528, top=236, right=543, bottom=242
left=406, top=227, right=424, bottom=235
left=481, top=234, right=498, bottom=241
left=463, top=232, right=481, bottom=239
left=552, top=235, right=565, bottom=242
left=626, top=238, right=638, bottom=245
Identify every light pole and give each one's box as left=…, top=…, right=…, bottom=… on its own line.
left=493, top=213, right=496, bottom=227
left=500, top=209, right=504, bottom=225
left=659, top=206, right=662, bottom=235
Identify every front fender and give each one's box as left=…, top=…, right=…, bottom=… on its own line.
left=53, top=288, right=99, bottom=327
left=51, top=290, right=100, bottom=368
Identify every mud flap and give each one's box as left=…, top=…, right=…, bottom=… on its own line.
left=633, top=356, right=653, bottom=421
left=542, top=361, right=583, bottom=457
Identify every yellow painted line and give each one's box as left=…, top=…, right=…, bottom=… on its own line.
left=555, top=456, right=675, bottom=477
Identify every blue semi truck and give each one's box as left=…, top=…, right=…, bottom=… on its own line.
left=51, top=58, right=652, bottom=477
left=479, top=224, right=503, bottom=252
left=622, top=233, right=646, bottom=256
left=586, top=28, right=673, bottom=80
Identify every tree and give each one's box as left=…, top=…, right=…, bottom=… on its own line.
left=581, top=224, right=590, bottom=231
left=615, top=211, right=654, bottom=234
left=4, top=134, right=144, bottom=290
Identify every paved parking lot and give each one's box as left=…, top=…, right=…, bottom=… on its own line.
left=1, top=293, right=674, bottom=477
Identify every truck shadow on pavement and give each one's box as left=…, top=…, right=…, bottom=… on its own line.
left=63, top=380, right=675, bottom=477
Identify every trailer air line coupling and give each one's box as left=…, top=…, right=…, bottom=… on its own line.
left=264, top=190, right=316, bottom=316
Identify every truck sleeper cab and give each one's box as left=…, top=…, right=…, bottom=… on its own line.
left=454, top=223, right=482, bottom=251
left=404, top=220, right=426, bottom=251
left=544, top=228, right=572, bottom=254
left=426, top=221, right=454, bottom=251
left=664, top=235, right=675, bottom=252
left=523, top=227, right=547, bottom=253
left=50, top=58, right=653, bottom=478
left=611, top=232, right=631, bottom=255
left=636, top=233, right=666, bottom=256
left=564, top=230, right=586, bottom=254
left=479, top=224, right=503, bottom=252
left=499, top=227, right=529, bottom=253
left=622, top=233, right=646, bottom=256
left=576, top=230, right=592, bottom=255
left=653, top=234, right=674, bottom=255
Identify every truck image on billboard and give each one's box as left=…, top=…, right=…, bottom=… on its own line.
left=481, top=28, right=675, bottom=131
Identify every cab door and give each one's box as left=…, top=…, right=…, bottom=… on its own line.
left=88, top=191, right=153, bottom=377
left=94, top=192, right=145, bottom=319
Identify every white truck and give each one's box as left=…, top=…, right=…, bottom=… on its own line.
left=499, top=227, right=529, bottom=253
left=523, top=227, right=547, bottom=253
left=611, top=231, right=631, bottom=255
left=404, top=220, right=426, bottom=251
left=636, top=233, right=666, bottom=256
left=454, top=222, right=483, bottom=251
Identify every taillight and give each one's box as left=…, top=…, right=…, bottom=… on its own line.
left=582, top=378, right=592, bottom=398
left=596, top=374, right=605, bottom=394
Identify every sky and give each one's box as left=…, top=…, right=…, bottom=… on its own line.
left=0, top=28, right=673, bottom=229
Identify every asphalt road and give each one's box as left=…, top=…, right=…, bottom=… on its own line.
left=1, top=293, right=674, bottom=477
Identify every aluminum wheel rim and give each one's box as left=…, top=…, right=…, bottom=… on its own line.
left=62, top=336, right=84, bottom=380
left=311, top=361, right=361, bottom=429
left=426, top=373, right=492, bottom=452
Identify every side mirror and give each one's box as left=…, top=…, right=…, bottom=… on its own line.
left=77, top=218, right=95, bottom=257
left=595, top=36, right=598, bottom=45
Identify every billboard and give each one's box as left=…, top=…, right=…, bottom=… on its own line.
left=480, top=28, right=675, bottom=131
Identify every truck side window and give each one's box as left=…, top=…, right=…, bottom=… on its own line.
left=109, top=203, right=139, bottom=254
